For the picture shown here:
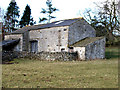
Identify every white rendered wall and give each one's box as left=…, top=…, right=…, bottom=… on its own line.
left=74, top=47, right=85, bottom=60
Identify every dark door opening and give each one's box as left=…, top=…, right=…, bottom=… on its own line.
left=30, top=41, right=38, bottom=52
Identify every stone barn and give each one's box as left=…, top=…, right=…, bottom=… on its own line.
left=4, top=17, right=106, bottom=60
left=70, top=37, right=106, bottom=60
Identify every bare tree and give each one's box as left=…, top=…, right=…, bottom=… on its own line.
left=97, top=0, right=119, bottom=44
left=82, top=0, right=119, bottom=45
left=118, top=0, right=120, bottom=27
left=81, top=8, right=107, bottom=37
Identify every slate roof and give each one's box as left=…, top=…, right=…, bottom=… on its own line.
left=7, top=18, right=83, bottom=34
left=39, top=18, right=80, bottom=29
left=0, top=39, right=20, bottom=47
left=10, top=24, right=45, bottom=34
left=71, top=37, right=105, bottom=47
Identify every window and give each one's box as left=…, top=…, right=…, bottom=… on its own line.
left=69, top=47, right=74, bottom=52
left=69, top=47, right=73, bottom=49
left=61, top=48, right=65, bottom=52
left=64, top=29, right=67, bottom=31
left=58, top=30, right=61, bottom=32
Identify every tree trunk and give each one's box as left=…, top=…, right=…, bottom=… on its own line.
left=108, top=32, right=115, bottom=46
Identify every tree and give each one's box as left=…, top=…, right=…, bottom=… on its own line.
left=82, top=0, right=119, bottom=45
left=4, top=0, right=20, bottom=32
left=118, top=0, right=120, bottom=28
left=39, top=0, right=59, bottom=23
left=19, top=5, right=35, bottom=28
left=81, top=9, right=107, bottom=37
left=96, top=0, right=119, bottom=45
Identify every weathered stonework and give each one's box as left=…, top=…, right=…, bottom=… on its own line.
left=68, top=19, right=96, bottom=45
left=29, top=26, right=69, bottom=52
left=22, top=31, right=29, bottom=51
left=71, top=37, right=106, bottom=60
left=2, top=51, right=78, bottom=61
left=3, top=18, right=106, bottom=60
left=85, top=37, right=106, bottom=60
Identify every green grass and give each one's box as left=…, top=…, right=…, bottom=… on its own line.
left=2, top=47, right=119, bottom=88
left=105, top=47, right=119, bottom=59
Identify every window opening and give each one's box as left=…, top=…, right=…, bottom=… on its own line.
left=69, top=47, right=73, bottom=49
left=61, top=48, right=65, bottom=52
left=64, top=29, right=67, bottom=31
left=58, top=30, right=61, bottom=32
left=30, top=41, right=38, bottom=53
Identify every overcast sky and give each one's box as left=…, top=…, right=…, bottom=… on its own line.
left=0, top=0, right=105, bottom=24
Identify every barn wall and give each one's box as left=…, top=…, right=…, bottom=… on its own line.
left=22, top=31, right=29, bottom=51
left=68, top=20, right=96, bottom=45
left=74, top=47, right=85, bottom=60
left=85, top=37, right=106, bottom=60
left=4, top=34, right=23, bottom=51
left=29, top=26, right=69, bottom=52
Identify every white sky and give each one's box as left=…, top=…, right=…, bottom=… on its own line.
left=0, top=0, right=106, bottom=24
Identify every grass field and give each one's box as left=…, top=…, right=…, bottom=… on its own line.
left=2, top=47, right=119, bottom=88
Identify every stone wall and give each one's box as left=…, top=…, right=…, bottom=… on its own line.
left=85, top=37, right=106, bottom=60
left=29, top=26, right=69, bottom=52
left=68, top=19, right=96, bottom=45
left=2, top=51, right=78, bottom=61
left=22, top=31, right=29, bottom=51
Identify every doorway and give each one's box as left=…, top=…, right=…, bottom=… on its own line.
left=30, top=41, right=38, bottom=52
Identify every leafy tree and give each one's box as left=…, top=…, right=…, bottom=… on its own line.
left=19, top=4, right=35, bottom=28
left=4, top=0, right=20, bottom=32
left=39, top=0, right=59, bottom=23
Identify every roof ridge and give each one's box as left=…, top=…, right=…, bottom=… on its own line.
left=71, top=37, right=105, bottom=47
left=51, top=17, right=83, bottom=23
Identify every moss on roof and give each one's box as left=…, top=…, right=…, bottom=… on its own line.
left=71, top=37, right=105, bottom=47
